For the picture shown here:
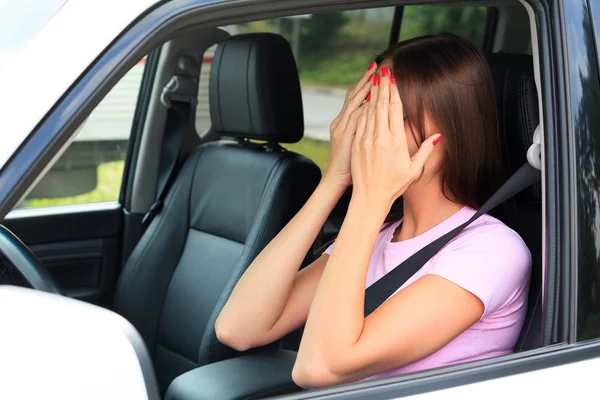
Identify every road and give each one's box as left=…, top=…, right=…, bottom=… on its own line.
left=75, top=77, right=345, bottom=143
left=301, top=86, right=346, bottom=142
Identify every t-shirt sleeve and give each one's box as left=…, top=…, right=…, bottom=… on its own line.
left=427, top=225, right=532, bottom=317
left=321, top=242, right=335, bottom=256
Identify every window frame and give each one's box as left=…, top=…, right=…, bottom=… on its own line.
left=121, top=48, right=162, bottom=209
left=17, top=56, right=151, bottom=212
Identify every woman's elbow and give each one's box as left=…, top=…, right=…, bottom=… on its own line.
left=291, top=359, right=341, bottom=389
left=214, top=317, right=252, bottom=352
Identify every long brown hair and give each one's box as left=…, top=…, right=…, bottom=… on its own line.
left=376, top=33, right=507, bottom=223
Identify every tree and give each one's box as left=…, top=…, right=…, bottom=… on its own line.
left=274, top=13, right=349, bottom=57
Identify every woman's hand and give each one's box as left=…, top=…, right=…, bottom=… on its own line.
left=351, top=67, right=441, bottom=208
left=323, top=62, right=377, bottom=188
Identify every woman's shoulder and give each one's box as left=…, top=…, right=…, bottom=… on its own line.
left=429, top=209, right=532, bottom=316
left=446, top=210, right=532, bottom=269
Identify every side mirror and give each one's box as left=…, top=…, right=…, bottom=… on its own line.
left=0, top=286, right=159, bottom=400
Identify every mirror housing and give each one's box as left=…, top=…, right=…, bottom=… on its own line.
left=0, top=286, right=159, bottom=400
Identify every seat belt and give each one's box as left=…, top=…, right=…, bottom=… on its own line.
left=363, top=162, right=541, bottom=317
left=142, top=73, right=198, bottom=226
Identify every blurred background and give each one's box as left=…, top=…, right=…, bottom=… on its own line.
left=22, top=5, right=487, bottom=208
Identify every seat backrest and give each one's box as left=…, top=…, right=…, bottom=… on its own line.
left=487, top=53, right=543, bottom=351
left=113, top=33, right=321, bottom=392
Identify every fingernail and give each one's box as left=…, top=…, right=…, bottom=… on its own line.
left=433, top=135, right=442, bottom=145
left=373, top=75, right=380, bottom=86
left=382, top=67, right=389, bottom=77
left=390, top=74, right=396, bottom=84
left=366, top=94, right=371, bottom=102
left=368, top=62, right=377, bottom=71
left=368, top=75, right=373, bottom=82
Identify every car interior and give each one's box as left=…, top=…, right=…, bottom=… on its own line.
left=2, top=1, right=548, bottom=398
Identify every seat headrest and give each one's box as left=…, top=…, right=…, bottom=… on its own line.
left=209, top=33, right=304, bottom=144
left=487, top=53, right=541, bottom=204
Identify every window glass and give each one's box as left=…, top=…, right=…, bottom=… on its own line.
left=576, top=0, right=600, bottom=341
left=20, top=57, right=146, bottom=208
left=196, top=45, right=215, bottom=134
left=196, top=6, right=488, bottom=172
left=196, top=10, right=395, bottom=172
left=399, top=6, right=488, bottom=45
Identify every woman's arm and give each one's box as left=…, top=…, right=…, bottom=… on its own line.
left=215, top=63, right=377, bottom=351
left=215, top=179, right=344, bottom=351
left=293, top=199, right=484, bottom=388
left=293, top=68, right=483, bottom=388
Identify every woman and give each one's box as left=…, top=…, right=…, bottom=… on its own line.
left=215, top=33, right=531, bottom=388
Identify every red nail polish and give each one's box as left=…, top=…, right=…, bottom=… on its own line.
left=433, top=135, right=442, bottom=145
left=382, top=67, right=389, bottom=77
left=368, top=75, right=373, bottom=82
left=373, top=75, right=380, bottom=86
left=390, top=74, right=396, bottom=84
left=368, top=62, right=377, bottom=71
left=366, top=94, right=371, bottom=102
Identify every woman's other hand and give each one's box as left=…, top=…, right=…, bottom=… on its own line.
left=324, top=62, right=377, bottom=188
left=351, top=67, right=441, bottom=208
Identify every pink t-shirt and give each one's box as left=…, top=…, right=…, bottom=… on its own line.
left=323, top=206, right=531, bottom=379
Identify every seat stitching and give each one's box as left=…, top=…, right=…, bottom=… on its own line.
left=145, top=151, right=203, bottom=359
left=204, top=156, right=288, bottom=362
left=188, top=226, right=245, bottom=245
left=155, top=343, right=197, bottom=365
left=117, top=153, right=198, bottom=294
left=203, top=155, right=294, bottom=364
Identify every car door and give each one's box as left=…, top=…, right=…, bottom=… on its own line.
left=3, top=58, right=152, bottom=306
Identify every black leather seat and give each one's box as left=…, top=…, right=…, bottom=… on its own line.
left=113, top=33, right=321, bottom=391
left=487, top=53, right=543, bottom=351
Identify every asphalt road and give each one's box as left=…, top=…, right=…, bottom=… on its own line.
left=301, top=86, right=346, bottom=142
left=76, top=84, right=345, bottom=143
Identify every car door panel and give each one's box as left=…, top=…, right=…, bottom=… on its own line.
left=4, top=204, right=122, bottom=306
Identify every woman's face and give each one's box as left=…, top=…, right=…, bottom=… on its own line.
left=376, top=60, right=441, bottom=160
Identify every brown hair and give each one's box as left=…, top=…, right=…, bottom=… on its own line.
left=376, top=33, right=507, bottom=223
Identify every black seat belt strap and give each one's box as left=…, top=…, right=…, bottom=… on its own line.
left=142, top=99, right=194, bottom=226
left=363, top=162, right=541, bottom=317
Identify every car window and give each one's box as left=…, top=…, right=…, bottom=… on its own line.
left=399, top=5, right=488, bottom=44
left=196, top=6, right=489, bottom=172
left=19, top=57, right=146, bottom=209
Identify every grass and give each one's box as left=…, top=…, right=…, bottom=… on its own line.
left=297, top=52, right=377, bottom=89
left=23, top=161, right=125, bottom=208
left=23, top=139, right=330, bottom=208
left=283, top=138, right=330, bottom=172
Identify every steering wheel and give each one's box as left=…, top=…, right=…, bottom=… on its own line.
left=0, top=225, right=63, bottom=295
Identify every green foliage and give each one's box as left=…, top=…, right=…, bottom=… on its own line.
left=21, top=140, right=331, bottom=210
left=399, top=6, right=487, bottom=43
left=235, top=6, right=487, bottom=89
left=276, top=13, right=350, bottom=55
left=21, top=6, right=489, bottom=210
left=283, top=138, right=330, bottom=172
left=580, top=313, right=600, bottom=342
left=296, top=51, right=375, bottom=89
